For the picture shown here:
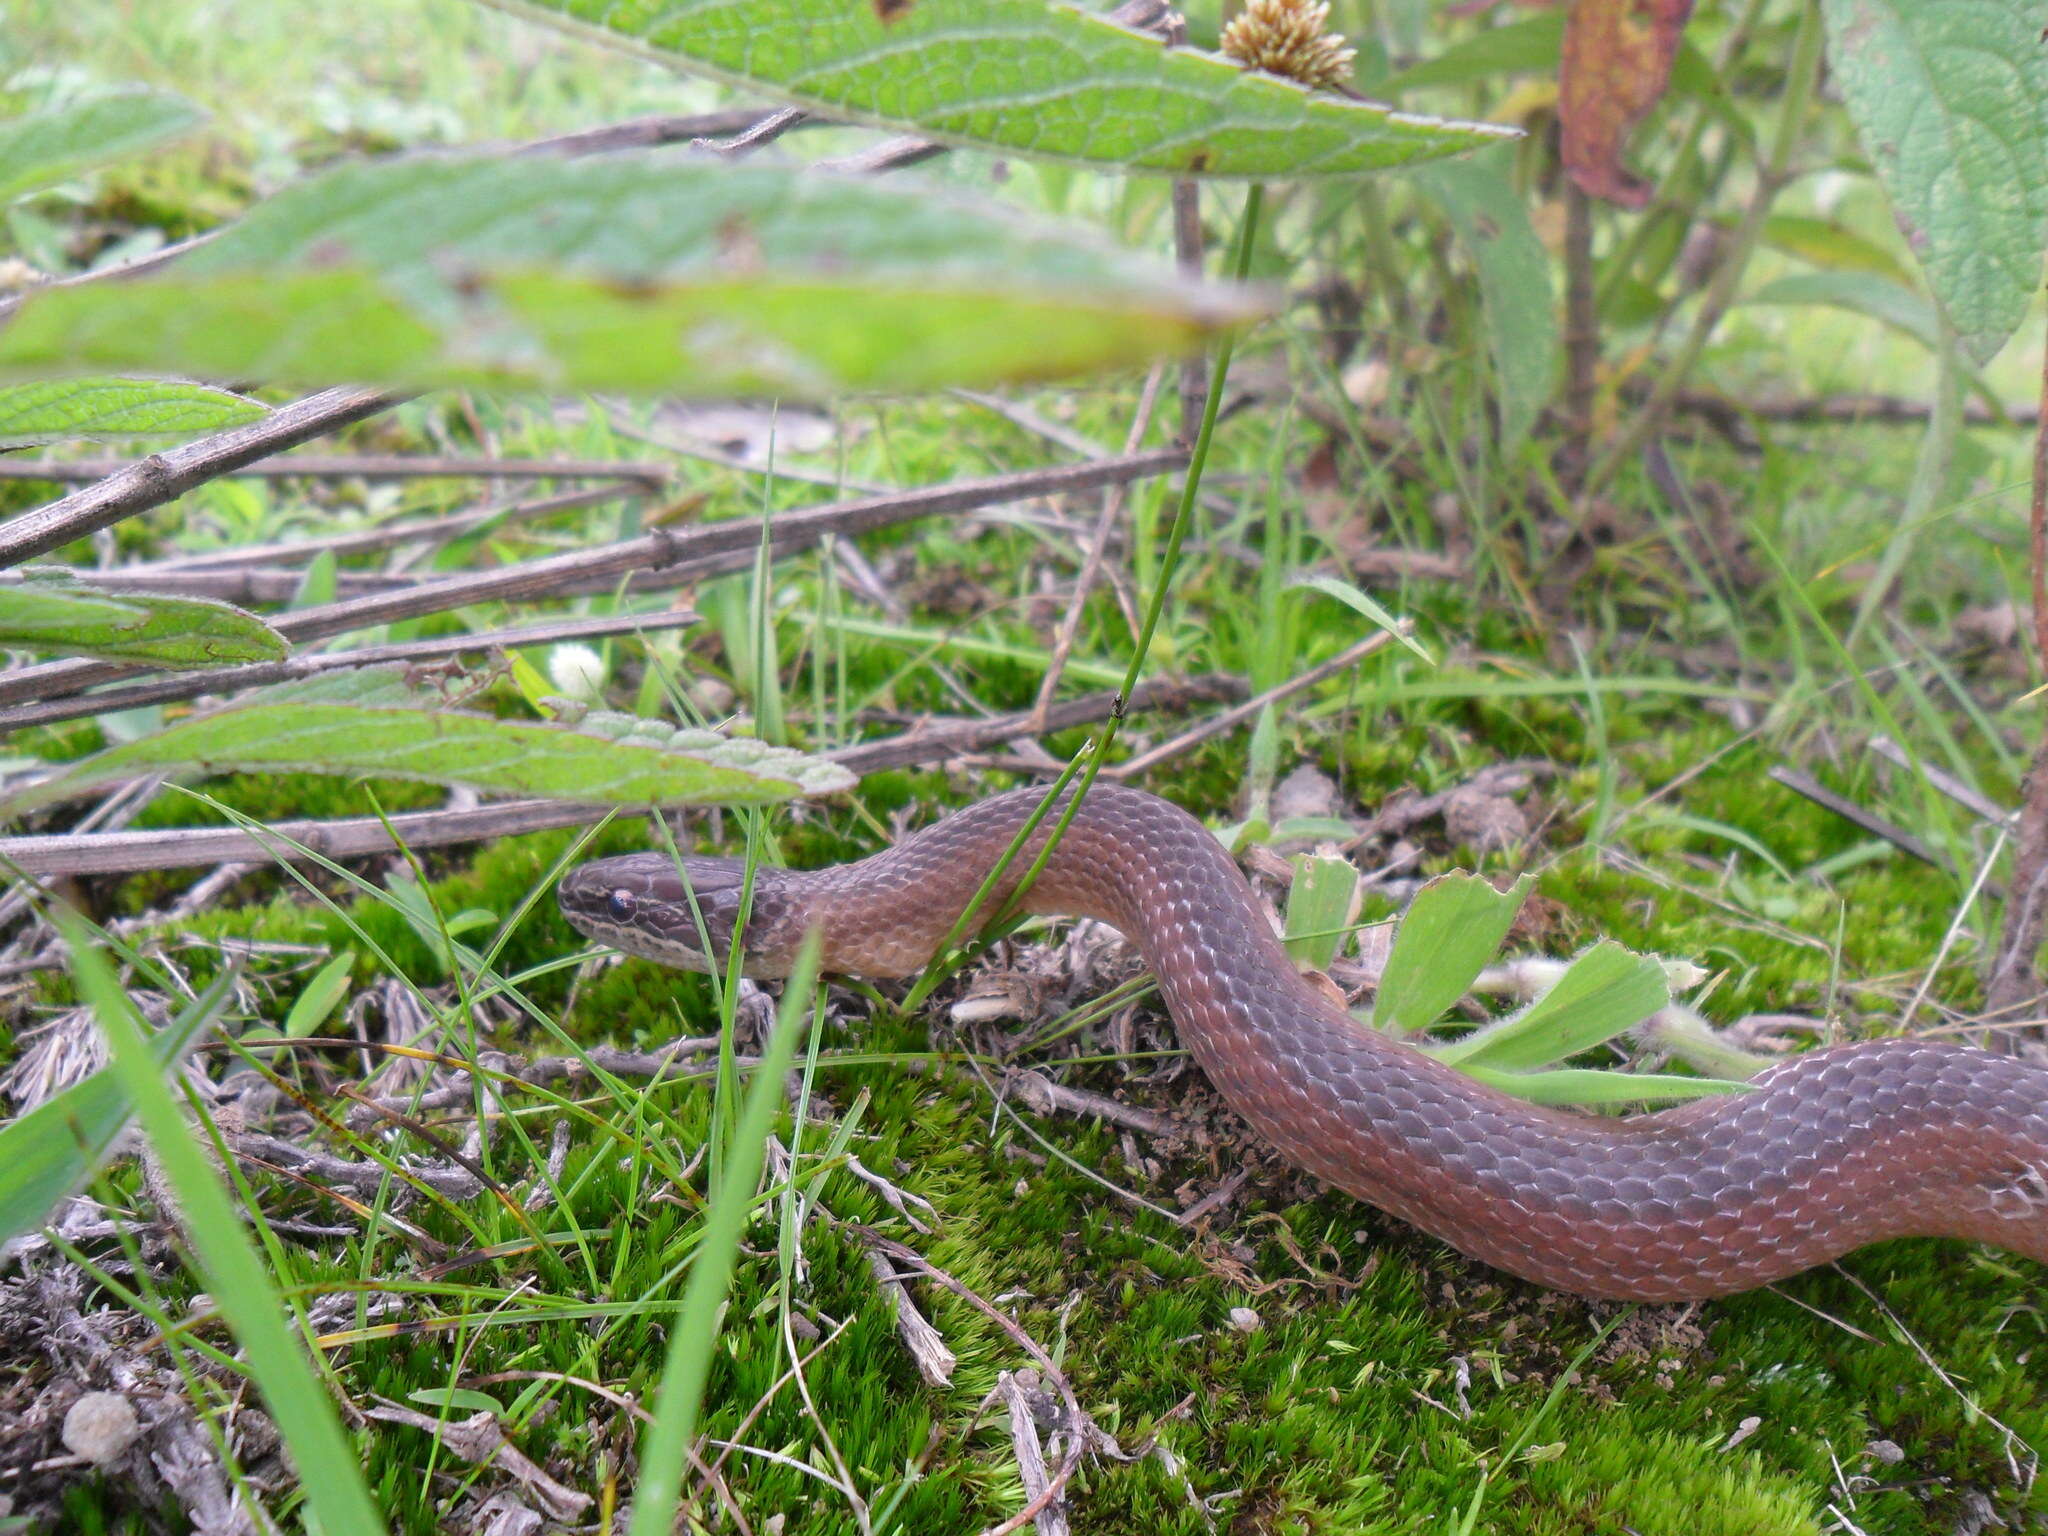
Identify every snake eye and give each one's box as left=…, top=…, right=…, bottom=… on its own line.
left=606, top=889, right=637, bottom=921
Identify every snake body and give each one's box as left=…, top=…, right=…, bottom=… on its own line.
left=560, top=785, right=2048, bottom=1300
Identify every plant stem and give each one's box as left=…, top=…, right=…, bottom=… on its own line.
left=1982, top=324, right=2048, bottom=1037
left=898, top=183, right=1267, bottom=1013
left=1845, top=312, right=1962, bottom=650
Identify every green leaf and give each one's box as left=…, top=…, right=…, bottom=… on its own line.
left=407, top=1387, right=503, bottom=1414
left=1418, top=149, right=1559, bottom=449
left=0, top=153, right=1266, bottom=398
left=0, top=378, right=264, bottom=449
left=1742, top=270, right=1940, bottom=348
left=281, top=951, right=355, bottom=1039
left=1376, top=872, right=1532, bottom=1036
left=1287, top=573, right=1434, bottom=662
left=0, top=665, right=856, bottom=818
left=0, top=575, right=289, bottom=667
left=1284, top=852, right=1360, bottom=972
left=1818, top=0, right=2048, bottom=363
left=0, top=967, right=232, bottom=1252
left=1461, top=1064, right=1748, bottom=1106
left=485, top=0, right=1512, bottom=179
left=63, top=915, right=386, bottom=1535
left=1758, top=213, right=1909, bottom=282
left=1379, top=13, right=1563, bottom=93
left=292, top=549, right=338, bottom=610
left=0, top=88, right=206, bottom=204
left=1431, top=941, right=1669, bottom=1071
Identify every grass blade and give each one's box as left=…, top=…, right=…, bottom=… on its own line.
left=0, top=966, right=232, bottom=1250
left=628, top=932, right=822, bottom=1536
left=1430, top=940, right=1669, bottom=1071
left=62, top=912, right=386, bottom=1535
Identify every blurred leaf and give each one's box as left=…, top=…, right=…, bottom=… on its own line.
left=1664, top=36, right=1753, bottom=150
left=1242, top=701, right=1281, bottom=836
left=408, top=1387, right=503, bottom=1414
left=1742, top=270, right=1938, bottom=347
left=487, top=0, right=1512, bottom=178
left=0, top=665, right=856, bottom=819
left=1597, top=273, right=1665, bottom=329
left=1559, top=0, right=1697, bottom=206
left=1382, top=13, right=1563, bottom=93
left=0, top=574, right=288, bottom=667
left=1462, top=1064, right=1748, bottom=1105
left=291, top=549, right=338, bottom=610
left=0, top=966, right=232, bottom=1251
left=1285, top=851, right=1360, bottom=971
left=1819, top=0, right=2048, bottom=364
left=1759, top=214, right=1908, bottom=282
left=1431, top=941, right=1669, bottom=1070
left=0, top=377, right=263, bottom=449
left=383, top=873, right=499, bottom=978
left=1376, top=872, right=1533, bottom=1036
left=0, top=88, right=205, bottom=204
left=0, top=153, right=1267, bottom=398
left=1419, top=149, right=1559, bottom=449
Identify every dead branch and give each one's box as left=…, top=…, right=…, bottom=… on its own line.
left=0, top=388, right=399, bottom=568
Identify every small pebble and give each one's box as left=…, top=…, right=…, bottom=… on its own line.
left=1227, top=1306, right=1261, bottom=1333
left=62, top=1392, right=141, bottom=1464
left=1866, top=1439, right=1905, bottom=1465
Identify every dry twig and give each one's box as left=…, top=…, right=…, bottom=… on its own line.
left=0, top=388, right=399, bottom=567
left=0, top=449, right=1185, bottom=714
left=1984, top=339, right=2048, bottom=1039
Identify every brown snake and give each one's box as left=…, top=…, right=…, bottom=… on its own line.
left=560, top=784, right=2048, bottom=1300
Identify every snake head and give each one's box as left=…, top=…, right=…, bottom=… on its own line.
left=558, top=853, right=806, bottom=977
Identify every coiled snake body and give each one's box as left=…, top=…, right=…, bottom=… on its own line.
left=560, top=785, right=2048, bottom=1300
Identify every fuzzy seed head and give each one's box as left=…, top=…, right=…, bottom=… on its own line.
left=1219, top=0, right=1355, bottom=92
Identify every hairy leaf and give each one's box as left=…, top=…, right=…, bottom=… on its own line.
left=0, top=377, right=264, bottom=449
left=0, top=88, right=205, bottom=204
left=1819, top=0, right=2048, bottom=363
left=0, top=153, right=1266, bottom=396
left=0, top=666, right=855, bottom=818
left=481, top=0, right=1512, bottom=177
left=0, top=575, right=288, bottom=667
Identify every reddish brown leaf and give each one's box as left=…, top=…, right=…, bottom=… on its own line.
left=1558, top=0, right=1695, bottom=206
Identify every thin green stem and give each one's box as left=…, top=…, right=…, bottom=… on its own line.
left=898, top=183, right=1267, bottom=1014
left=1846, top=309, right=1962, bottom=650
